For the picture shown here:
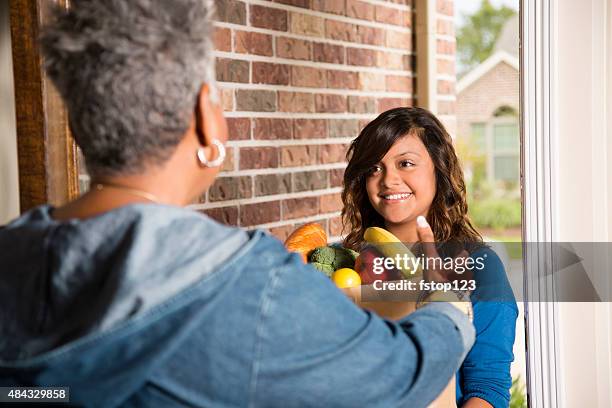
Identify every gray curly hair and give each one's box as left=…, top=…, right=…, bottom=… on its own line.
left=40, top=0, right=217, bottom=176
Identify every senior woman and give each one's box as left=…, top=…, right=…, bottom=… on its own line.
left=0, top=1, right=474, bottom=406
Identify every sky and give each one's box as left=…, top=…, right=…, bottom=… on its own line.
left=455, top=0, right=519, bottom=27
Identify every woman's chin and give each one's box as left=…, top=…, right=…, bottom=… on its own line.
left=381, top=211, right=416, bottom=227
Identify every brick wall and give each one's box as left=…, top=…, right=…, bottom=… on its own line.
left=72, top=0, right=458, bottom=243
left=434, top=0, right=457, bottom=136
left=194, top=0, right=418, bottom=242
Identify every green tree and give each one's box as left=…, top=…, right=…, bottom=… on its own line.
left=457, top=0, right=517, bottom=76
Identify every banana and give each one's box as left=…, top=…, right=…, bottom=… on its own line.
left=364, top=227, right=423, bottom=278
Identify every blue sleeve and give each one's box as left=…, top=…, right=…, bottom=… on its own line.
left=252, top=249, right=476, bottom=408
left=458, top=248, right=519, bottom=408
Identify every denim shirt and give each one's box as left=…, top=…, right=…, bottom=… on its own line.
left=0, top=205, right=475, bottom=407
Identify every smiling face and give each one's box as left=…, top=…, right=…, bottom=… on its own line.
left=365, top=133, right=436, bottom=229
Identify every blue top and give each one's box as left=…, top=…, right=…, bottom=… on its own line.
left=0, top=204, right=475, bottom=408
left=456, top=247, right=519, bottom=408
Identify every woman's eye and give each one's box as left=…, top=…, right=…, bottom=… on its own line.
left=368, top=165, right=382, bottom=175
left=399, top=160, right=414, bottom=168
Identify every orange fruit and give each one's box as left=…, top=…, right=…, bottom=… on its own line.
left=332, top=268, right=361, bottom=289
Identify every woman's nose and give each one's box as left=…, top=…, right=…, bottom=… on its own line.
left=381, top=167, right=402, bottom=188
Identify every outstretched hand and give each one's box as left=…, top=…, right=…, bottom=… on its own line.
left=415, top=216, right=471, bottom=283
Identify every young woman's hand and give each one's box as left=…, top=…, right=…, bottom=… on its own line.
left=415, top=216, right=471, bottom=283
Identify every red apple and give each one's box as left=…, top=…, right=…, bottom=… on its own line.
left=355, top=246, right=402, bottom=285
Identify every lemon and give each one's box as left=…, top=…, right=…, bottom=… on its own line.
left=332, top=268, right=361, bottom=289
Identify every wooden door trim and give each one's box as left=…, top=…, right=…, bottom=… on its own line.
left=9, top=0, right=78, bottom=212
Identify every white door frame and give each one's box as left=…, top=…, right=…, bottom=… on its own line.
left=520, top=0, right=563, bottom=407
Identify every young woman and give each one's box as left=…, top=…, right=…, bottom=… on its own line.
left=342, top=107, right=518, bottom=408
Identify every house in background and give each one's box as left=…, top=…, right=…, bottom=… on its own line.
left=456, top=15, right=519, bottom=186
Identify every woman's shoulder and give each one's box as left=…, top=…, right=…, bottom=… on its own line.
left=468, top=244, right=518, bottom=306
left=468, top=244, right=505, bottom=271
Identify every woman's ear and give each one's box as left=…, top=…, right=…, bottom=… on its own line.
left=195, top=84, right=228, bottom=149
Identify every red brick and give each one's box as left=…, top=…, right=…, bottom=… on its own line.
left=386, top=75, right=412, bottom=93
left=386, top=30, right=412, bottom=50
left=437, top=79, right=455, bottom=95
left=290, top=13, right=325, bottom=37
left=347, top=48, right=377, bottom=66
left=312, top=0, right=344, bottom=15
left=329, top=168, right=344, bottom=187
left=221, top=146, right=235, bottom=171
left=255, top=173, right=291, bottom=196
left=201, top=206, right=238, bottom=225
left=213, top=28, right=231, bottom=52
left=377, top=51, right=410, bottom=70
left=278, top=92, right=315, bottom=113
left=227, top=118, right=251, bottom=140
left=239, top=147, right=279, bottom=169
left=327, top=70, right=358, bottom=90
left=437, top=58, right=456, bottom=75
left=250, top=5, right=288, bottom=31
left=294, top=119, right=327, bottom=139
left=235, top=31, right=273, bottom=56
left=377, top=97, right=409, bottom=112
left=235, top=90, right=276, bottom=112
left=315, top=94, right=346, bottom=113
left=329, top=216, right=345, bottom=236
left=319, top=193, right=343, bottom=213
left=252, top=62, right=290, bottom=85
left=253, top=118, right=293, bottom=140
left=220, top=88, right=233, bottom=111
left=276, top=37, right=312, bottom=60
left=328, top=119, right=359, bottom=138
left=402, top=10, right=412, bottom=28
left=291, top=66, right=326, bottom=88
left=357, top=26, right=385, bottom=46
left=437, top=19, right=454, bottom=36
left=208, top=176, right=252, bottom=202
left=348, top=96, right=376, bottom=113
left=437, top=39, right=455, bottom=55
left=268, top=224, right=295, bottom=241
left=216, top=0, right=246, bottom=24
left=436, top=0, right=453, bottom=16
left=325, top=20, right=358, bottom=42
left=241, top=201, right=281, bottom=226
left=293, top=170, right=327, bottom=192
left=216, top=58, right=249, bottom=83
left=319, top=143, right=348, bottom=163
left=358, top=72, right=386, bottom=91
left=274, top=0, right=310, bottom=8
left=280, top=145, right=318, bottom=167
left=375, top=5, right=403, bottom=25
left=282, top=197, right=319, bottom=219
left=346, top=0, right=375, bottom=20
left=313, top=42, right=345, bottom=64
left=437, top=100, right=456, bottom=115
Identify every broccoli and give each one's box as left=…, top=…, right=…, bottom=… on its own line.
left=311, top=262, right=335, bottom=277
left=308, top=246, right=358, bottom=276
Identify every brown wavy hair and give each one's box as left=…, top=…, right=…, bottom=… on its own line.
left=341, top=107, right=483, bottom=255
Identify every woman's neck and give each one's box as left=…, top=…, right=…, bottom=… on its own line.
left=52, top=172, right=194, bottom=221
